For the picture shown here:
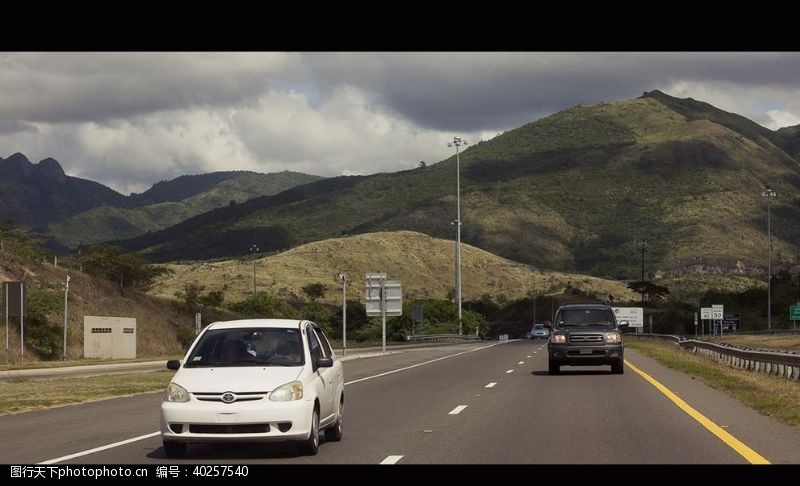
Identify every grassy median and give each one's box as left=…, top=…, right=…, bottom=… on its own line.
left=0, top=371, right=173, bottom=416
left=627, top=340, right=800, bottom=426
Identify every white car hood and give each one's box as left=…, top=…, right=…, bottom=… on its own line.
left=174, top=366, right=303, bottom=393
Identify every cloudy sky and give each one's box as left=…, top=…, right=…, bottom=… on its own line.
left=1, top=52, right=799, bottom=194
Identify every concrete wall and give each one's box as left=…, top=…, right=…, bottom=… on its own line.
left=83, top=316, right=136, bottom=359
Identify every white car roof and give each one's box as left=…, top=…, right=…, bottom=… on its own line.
left=205, top=319, right=305, bottom=330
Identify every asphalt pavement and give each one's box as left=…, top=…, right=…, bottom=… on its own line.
left=2, top=340, right=799, bottom=464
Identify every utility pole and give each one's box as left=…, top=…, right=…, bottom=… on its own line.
left=638, top=240, right=647, bottom=304
left=448, top=136, right=468, bottom=335
left=249, top=245, right=259, bottom=296
left=337, top=273, right=347, bottom=356
left=532, top=272, right=537, bottom=324
left=63, top=275, right=70, bottom=361
left=761, top=189, right=776, bottom=331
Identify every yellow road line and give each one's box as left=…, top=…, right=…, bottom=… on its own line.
left=624, top=359, right=770, bottom=465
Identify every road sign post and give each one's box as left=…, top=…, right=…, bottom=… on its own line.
left=694, top=312, right=698, bottom=336
left=712, top=305, right=723, bottom=337
left=366, top=273, right=402, bottom=353
left=790, top=303, right=800, bottom=329
left=701, top=307, right=712, bottom=339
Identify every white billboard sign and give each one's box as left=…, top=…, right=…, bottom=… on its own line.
left=612, top=307, right=644, bottom=327
left=701, top=307, right=712, bottom=320
left=712, top=304, right=724, bottom=320
left=365, top=274, right=402, bottom=317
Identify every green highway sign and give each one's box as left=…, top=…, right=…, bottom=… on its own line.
left=791, top=305, right=800, bottom=321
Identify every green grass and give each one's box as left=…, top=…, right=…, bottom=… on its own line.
left=627, top=339, right=800, bottom=426
left=0, top=371, right=173, bottom=415
left=0, top=355, right=179, bottom=372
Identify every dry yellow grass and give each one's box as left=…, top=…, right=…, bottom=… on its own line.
left=1, top=251, right=193, bottom=364
left=151, top=231, right=638, bottom=305
left=716, top=334, right=800, bottom=353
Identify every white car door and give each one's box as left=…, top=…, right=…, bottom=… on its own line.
left=305, top=325, right=333, bottom=422
left=315, top=328, right=342, bottom=421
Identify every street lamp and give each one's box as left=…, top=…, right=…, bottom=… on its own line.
left=761, top=188, right=776, bottom=331
left=638, top=240, right=647, bottom=304
left=447, top=136, right=467, bottom=335
left=249, top=244, right=259, bottom=296
left=336, top=273, right=347, bottom=356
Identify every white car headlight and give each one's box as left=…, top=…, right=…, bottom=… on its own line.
left=550, top=334, right=566, bottom=343
left=269, top=381, right=303, bottom=402
left=165, top=383, right=190, bottom=403
left=605, top=332, right=622, bottom=343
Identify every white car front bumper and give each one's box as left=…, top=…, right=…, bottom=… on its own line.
left=161, top=397, right=315, bottom=443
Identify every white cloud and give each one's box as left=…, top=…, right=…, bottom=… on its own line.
left=1, top=52, right=800, bottom=194
left=765, top=110, right=800, bottom=130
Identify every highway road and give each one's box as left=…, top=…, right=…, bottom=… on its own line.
left=2, top=340, right=799, bottom=464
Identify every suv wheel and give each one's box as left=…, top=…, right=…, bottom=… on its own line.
left=548, top=360, right=560, bottom=375
left=611, top=360, right=624, bottom=374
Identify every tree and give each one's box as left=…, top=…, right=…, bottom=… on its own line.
left=81, top=245, right=172, bottom=291
left=418, top=161, right=427, bottom=169
left=626, top=281, right=670, bottom=302
left=302, top=282, right=327, bottom=302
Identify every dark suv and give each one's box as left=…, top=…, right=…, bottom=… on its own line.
left=547, top=304, right=624, bottom=374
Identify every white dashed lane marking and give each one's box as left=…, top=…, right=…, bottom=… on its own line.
left=380, top=455, right=404, bottom=464
left=449, top=405, right=468, bottom=415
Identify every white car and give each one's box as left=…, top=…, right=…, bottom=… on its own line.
left=160, top=319, right=344, bottom=457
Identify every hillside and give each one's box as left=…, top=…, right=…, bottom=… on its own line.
left=0, top=249, right=202, bottom=362
left=150, top=231, right=638, bottom=305
left=118, top=91, right=800, bottom=280
left=0, top=154, right=125, bottom=228
left=49, top=171, right=322, bottom=247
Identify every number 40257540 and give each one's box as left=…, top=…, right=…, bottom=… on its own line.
left=192, top=466, right=248, bottom=477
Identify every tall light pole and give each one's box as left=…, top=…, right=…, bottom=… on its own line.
left=448, top=136, right=467, bottom=335
left=63, top=275, right=70, bottom=361
left=762, top=189, right=776, bottom=331
left=532, top=271, right=537, bottom=324
left=249, top=244, right=259, bottom=296
left=337, top=273, right=347, bottom=356
left=638, top=240, right=647, bottom=304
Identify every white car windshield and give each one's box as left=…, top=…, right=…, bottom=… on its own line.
left=185, top=328, right=304, bottom=367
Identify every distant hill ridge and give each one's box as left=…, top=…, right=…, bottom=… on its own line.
left=113, top=91, right=800, bottom=280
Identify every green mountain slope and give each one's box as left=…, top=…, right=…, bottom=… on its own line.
left=0, top=154, right=125, bottom=228
left=49, top=171, right=322, bottom=247
left=117, top=92, right=800, bottom=279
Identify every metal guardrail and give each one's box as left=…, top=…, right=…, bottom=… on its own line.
left=635, top=333, right=800, bottom=380
left=407, top=334, right=482, bottom=343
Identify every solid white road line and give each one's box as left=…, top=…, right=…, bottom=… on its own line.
left=40, top=341, right=503, bottom=464
left=485, top=382, right=497, bottom=388
left=449, top=405, right=468, bottom=415
left=380, top=455, right=404, bottom=464
left=506, top=369, right=514, bottom=374
left=38, top=431, right=161, bottom=465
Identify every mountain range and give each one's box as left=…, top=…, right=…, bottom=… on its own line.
left=0, top=155, right=321, bottom=246
left=4, top=90, right=799, bottom=281
left=112, top=91, right=800, bottom=279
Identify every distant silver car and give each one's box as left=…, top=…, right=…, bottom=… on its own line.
left=530, top=324, right=550, bottom=339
